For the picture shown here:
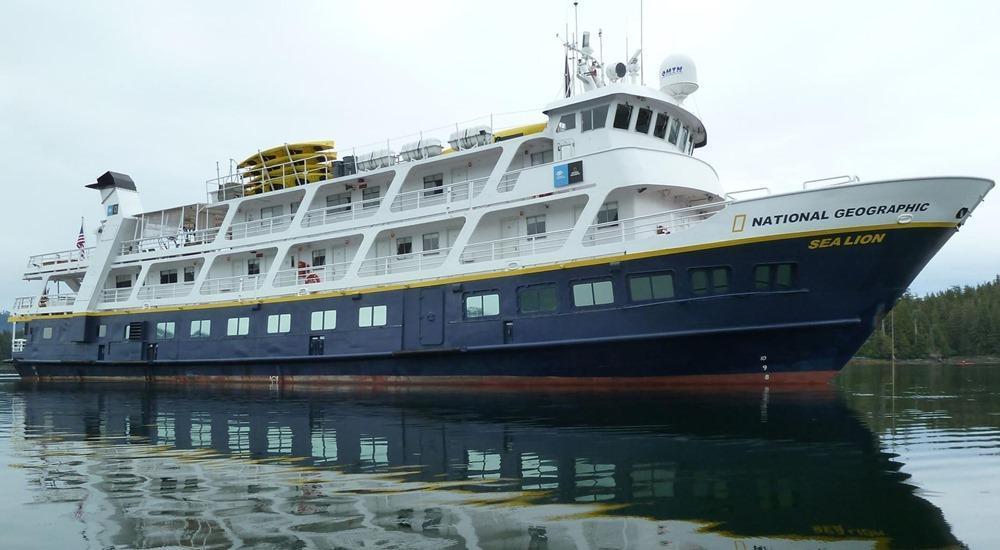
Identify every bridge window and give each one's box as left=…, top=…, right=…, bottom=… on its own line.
left=581, top=104, right=609, bottom=132
left=653, top=113, right=669, bottom=139
left=160, top=269, right=178, bottom=285
left=518, top=284, right=557, bottom=314
left=557, top=113, right=576, bottom=132
left=667, top=119, right=681, bottom=144
left=465, top=292, right=500, bottom=319
left=635, top=107, right=653, bottom=134
left=155, top=322, right=175, bottom=339
left=629, top=272, right=675, bottom=302
left=359, top=305, right=387, bottom=328
left=690, top=267, right=731, bottom=296
left=572, top=280, right=615, bottom=307
left=311, top=310, right=337, bottom=331
left=190, top=320, right=211, bottom=337
left=613, top=103, right=633, bottom=130
left=754, top=263, right=797, bottom=291
left=678, top=126, right=689, bottom=150
left=267, top=313, right=291, bottom=334
left=227, top=317, right=250, bottom=336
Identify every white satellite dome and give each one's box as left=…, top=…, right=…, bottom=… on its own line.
left=659, top=54, right=699, bottom=103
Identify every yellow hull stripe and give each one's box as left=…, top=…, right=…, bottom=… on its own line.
left=11, top=221, right=955, bottom=322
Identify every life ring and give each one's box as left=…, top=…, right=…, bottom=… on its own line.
left=304, top=273, right=321, bottom=284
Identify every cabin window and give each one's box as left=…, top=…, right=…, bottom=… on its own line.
left=183, top=266, right=195, bottom=282
left=98, top=324, right=107, bottom=338
left=312, top=249, right=326, bottom=267
left=160, top=269, right=178, bottom=285
left=635, top=108, right=653, bottom=134
left=290, top=201, right=300, bottom=214
left=267, top=313, right=291, bottom=334
left=557, top=113, right=576, bottom=132
left=327, top=191, right=352, bottom=211
left=362, top=186, right=380, bottom=207
left=190, top=320, right=211, bottom=337
left=422, top=232, right=440, bottom=252
left=115, top=274, right=132, bottom=288
left=572, top=280, right=615, bottom=307
left=396, top=237, right=412, bottom=256
left=678, top=126, right=689, bottom=150
left=42, top=327, right=53, bottom=340
left=526, top=215, right=546, bottom=237
left=247, top=258, right=261, bottom=275
left=155, top=321, right=175, bottom=339
left=596, top=202, right=619, bottom=226
left=359, top=305, right=387, bottom=328
left=260, top=205, right=283, bottom=219
left=423, top=174, right=444, bottom=196
left=629, top=272, right=675, bottom=302
left=613, top=104, right=633, bottom=130
left=667, top=118, right=681, bottom=144
left=653, top=113, right=669, bottom=139
left=581, top=104, right=609, bottom=132
left=465, top=293, right=500, bottom=319
left=518, top=284, right=558, bottom=314
left=311, top=310, right=337, bottom=331
left=227, top=317, right=250, bottom=336
left=754, top=263, right=796, bottom=291
left=530, top=150, right=553, bottom=166
left=690, top=267, right=731, bottom=296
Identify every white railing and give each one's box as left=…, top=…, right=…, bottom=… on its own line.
left=100, top=287, right=134, bottom=303
left=273, top=261, right=351, bottom=287
left=12, top=339, right=25, bottom=353
left=301, top=196, right=382, bottom=228
left=26, top=248, right=94, bottom=271
left=200, top=274, right=265, bottom=295
left=497, top=169, right=523, bottom=193
left=136, top=282, right=195, bottom=300
left=227, top=213, right=296, bottom=240
left=358, top=248, right=451, bottom=277
left=724, top=187, right=771, bottom=200
left=39, top=294, right=76, bottom=308
left=582, top=201, right=730, bottom=247
left=121, top=227, right=219, bottom=255
left=13, top=296, right=34, bottom=312
left=802, top=175, right=859, bottom=189
left=460, top=230, right=572, bottom=264
left=389, top=177, right=488, bottom=212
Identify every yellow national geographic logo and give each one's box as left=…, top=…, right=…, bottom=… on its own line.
left=732, top=214, right=747, bottom=233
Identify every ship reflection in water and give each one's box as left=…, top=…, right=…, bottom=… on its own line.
left=0, top=369, right=979, bottom=549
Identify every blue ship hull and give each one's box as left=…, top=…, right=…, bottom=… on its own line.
left=13, top=225, right=952, bottom=384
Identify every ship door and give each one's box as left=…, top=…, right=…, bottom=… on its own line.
left=144, top=343, right=158, bottom=361
left=556, top=139, right=575, bottom=160
left=97, top=344, right=105, bottom=361
left=418, top=288, right=444, bottom=346
left=309, top=335, right=325, bottom=356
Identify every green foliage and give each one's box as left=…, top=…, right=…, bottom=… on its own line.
left=857, top=276, right=1000, bottom=359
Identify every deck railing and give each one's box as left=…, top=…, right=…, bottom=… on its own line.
left=226, top=213, right=296, bottom=240
left=12, top=296, right=35, bottom=312
left=121, top=227, right=219, bottom=255
left=358, top=248, right=451, bottom=277
left=389, top=177, right=488, bottom=212
left=496, top=168, right=525, bottom=193
left=460, top=230, right=572, bottom=264
left=302, top=196, right=383, bottom=228
left=100, top=287, right=134, bottom=303
left=581, top=201, right=729, bottom=247
left=273, top=261, right=352, bottom=287
left=200, top=274, right=265, bottom=295
left=26, top=248, right=94, bottom=272
left=136, top=281, right=195, bottom=300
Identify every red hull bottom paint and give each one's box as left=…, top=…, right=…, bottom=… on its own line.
left=22, top=370, right=838, bottom=389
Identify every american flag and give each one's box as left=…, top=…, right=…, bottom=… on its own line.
left=76, top=220, right=86, bottom=257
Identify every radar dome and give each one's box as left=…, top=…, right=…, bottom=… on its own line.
left=659, top=54, right=698, bottom=103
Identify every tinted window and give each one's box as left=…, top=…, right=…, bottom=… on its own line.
left=613, top=104, right=633, bottom=130
left=653, top=113, right=669, bottom=138
left=558, top=113, right=576, bottom=132
left=572, top=280, right=615, bottom=307
left=635, top=108, right=653, bottom=134
left=518, top=284, right=558, bottom=314
left=691, top=267, right=731, bottom=296
left=629, top=272, right=675, bottom=302
left=667, top=118, right=681, bottom=144
left=755, top=263, right=796, bottom=291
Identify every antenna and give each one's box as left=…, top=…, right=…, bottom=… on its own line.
left=598, top=28, right=603, bottom=66
left=640, top=0, right=644, bottom=85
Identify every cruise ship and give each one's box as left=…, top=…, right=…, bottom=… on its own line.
left=8, top=39, right=994, bottom=385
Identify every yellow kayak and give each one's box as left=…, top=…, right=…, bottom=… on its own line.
left=238, top=142, right=336, bottom=168
left=244, top=172, right=329, bottom=190
left=493, top=122, right=546, bottom=142
left=241, top=158, right=334, bottom=179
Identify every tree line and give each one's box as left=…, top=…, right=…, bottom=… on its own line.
left=857, top=276, right=1000, bottom=360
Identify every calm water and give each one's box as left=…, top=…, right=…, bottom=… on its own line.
left=0, top=364, right=997, bottom=549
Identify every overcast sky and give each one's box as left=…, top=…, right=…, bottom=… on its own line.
left=2, top=0, right=998, bottom=309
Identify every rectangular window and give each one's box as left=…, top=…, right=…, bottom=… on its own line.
left=530, top=150, right=553, bottom=166
left=678, top=126, right=689, bottom=150
left=159, top=269, right=178, bottom=285
left=327, top=191, right=352, bottom=210
left=581, top=104, right=609, bottom=132
left=612, top=103, right=633, bottom=130
left=596, top=201, right=619, bottom=225
left=42, top=327, right=53, bottom=340
left=557, top=113, right=576, bottom=132
left=396, top=236, right=412, bottom=256
left=628, top=272, right=675, bottom=302
left=465, top=293, right=500, bottom=319
left=423, top=174, right=444, bottom=196
left=310, top=310, right=337, bottom=331
left=754, top=263, right=797, bottom=291
left=526, top=215, right=546, bottom=236
left=183, top=266, right=195, bottom=282
left=572, top=280, right=615, bottom=307
left=267, top=313, right=291, bottom=334
left=260, top=205, right=283, bottom=219
left=653, top=113, right=669, bottom=139
left=98, top=324, right=107, bottom=338
left=227, top=317, right=250, bottom=336
left=115, top=274, right=132, bottom=288
left=190, top=320, right=211, bottom=337
left=690, top=267, right=731, bottom=296
left=312, top=249, right=326, bottom=267
left=667, top=118, right=681, bottom=144
left=359, top=305, right=388, bottom=328
left=290, top=201, right=300, bottom=214
left=247, top=258, right=260, bottom=275
left=635, top=107, right=653, bottom=134
left=362, top=186, right=380, bottom=207
left=155, top=321, right=175, bottom=339
left=518, top=284, right=558, bottom=314
left=422, top=232, right=440, bottom=252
